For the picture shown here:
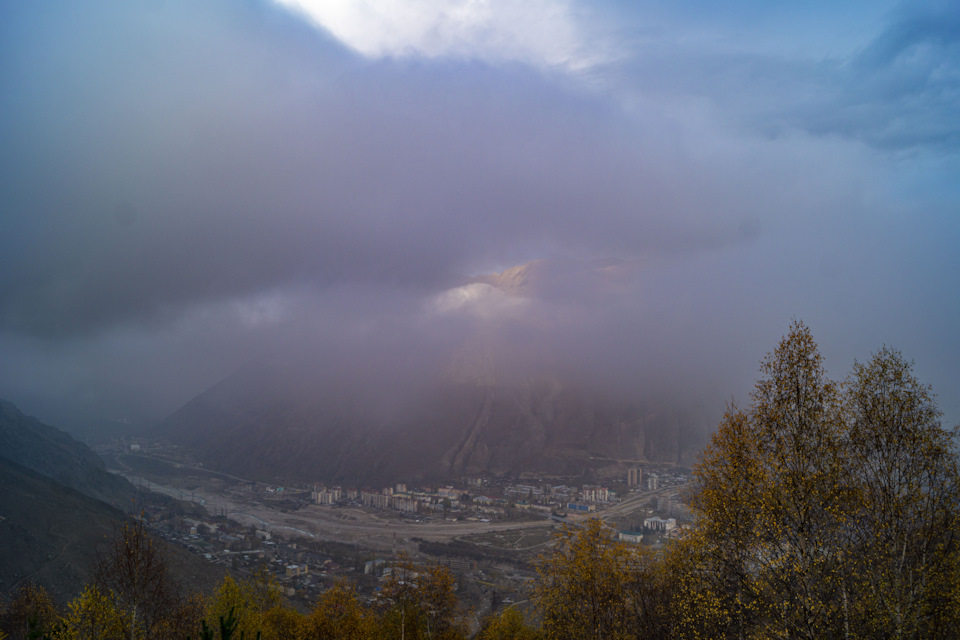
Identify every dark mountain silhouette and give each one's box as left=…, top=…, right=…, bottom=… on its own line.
left=0, top=456, right=125, bottom=600
left=0, top=400, right=227, bottom=602
left=0, top=399, right=137, bottom=509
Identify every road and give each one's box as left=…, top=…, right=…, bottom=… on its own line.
left=118, top=465, right=668, bottom=551
left=118, top=471, right=567, bottom=549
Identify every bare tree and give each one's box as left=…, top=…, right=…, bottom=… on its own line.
left=93, top=515, right=178, bottom=639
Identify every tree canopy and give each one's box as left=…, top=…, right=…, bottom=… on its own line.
left=690, top=321, right=960, bottom=639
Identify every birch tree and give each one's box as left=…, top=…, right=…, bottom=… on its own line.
left=691, top=323, right=960, bottom=639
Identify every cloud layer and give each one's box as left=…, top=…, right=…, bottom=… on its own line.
left=274, top=0, right=607, bottom=69
left=1, top=0, right=958, bottom=433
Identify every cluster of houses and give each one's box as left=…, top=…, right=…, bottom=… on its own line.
left=144, top=510, right=352, bottom=599
left=308, top=480, right=620, bottom=518
left=312, top=484, right=476, bottom=515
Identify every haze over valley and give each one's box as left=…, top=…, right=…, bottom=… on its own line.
left=1, top=0, right=959, bottom=633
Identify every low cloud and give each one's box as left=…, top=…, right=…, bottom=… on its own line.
left=0, top=0, right=958, bottom=432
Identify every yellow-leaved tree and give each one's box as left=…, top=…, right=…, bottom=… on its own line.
left=305, top=580, right=377, bottom=640
left=533, top=518, right=637, bottom=640
left=693, top=322, right=851, bottom=638
left=378, top=554, right=464, bottom=640
left=478, top=607, right=540, bottom=640
left=0, top=583, right=59, bottom=640
left=691, top=322, right=960, bottom=639
left=841, top=346, right=960, bottom=637
left=54, top=584, right=128, bottom=640
left=203, top=568, right=287, bottom=640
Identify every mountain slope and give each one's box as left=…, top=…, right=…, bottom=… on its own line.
left=0, top=399, right=136, bottom=509
left=0, top=456, right=228, bottom=603
left=0, top=401, right=229, bottom=602
left=0, top=456, right=124, bottom=600
left=155, top=259, right=714, bottom=485
left=155, top=367, right=708, bottom=486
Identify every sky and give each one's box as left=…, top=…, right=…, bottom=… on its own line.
left=1, top=0, right=958, bottom=435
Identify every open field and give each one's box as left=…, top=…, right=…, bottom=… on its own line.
left=459, top=528, right=555, bottom=551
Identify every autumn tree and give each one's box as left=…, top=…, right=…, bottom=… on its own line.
left=692, top=322, right=851, bottom=638
left=533, top=518, right=637, bottom=640
left=54, top=584, right=128, bottom=640
left=654, top=531, right=733, bottom=640
left=305, top=581, right=376, bottom=640
left=260, top=605, right=305, bottom=640
left=379, top=555, right=464, bottom=640
left=687, top=408, right=766, bottom=637
left=418, top=563, right=460, bottom=639
left=203, top=569, right=284, bottom=640
left=691, top=322, right=960, bottom=639
left=379, top=556, right=422, bottom=640
left=0, top=583, right=59, bottom=640
left=841, top=346, right=960, bottom=637
left=478, top=608, right=540, bottom=640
